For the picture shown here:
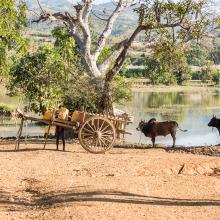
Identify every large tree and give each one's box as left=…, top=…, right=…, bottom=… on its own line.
left=34, top=0, right=209, bottom=113
left=0, top=0, right=27, bottom=79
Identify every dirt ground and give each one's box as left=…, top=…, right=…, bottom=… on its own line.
left=0, top=142, right=219, bottom=220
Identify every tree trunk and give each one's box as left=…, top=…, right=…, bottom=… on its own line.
left=98, top=67, right=119, bottom=114
left=98, top=26, right=144, bottom=114
left=98, top=80, right=113, bottom=114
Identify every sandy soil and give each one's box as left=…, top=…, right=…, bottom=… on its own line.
left=0, top=142, right=219, bottom=220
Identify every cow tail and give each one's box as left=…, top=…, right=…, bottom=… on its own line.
left=176, top=122, right=187, bottom=132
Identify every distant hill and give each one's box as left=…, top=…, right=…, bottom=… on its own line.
left=26, top=0, right=138, bottom=38
left=26, top=0, right=72, bottom=11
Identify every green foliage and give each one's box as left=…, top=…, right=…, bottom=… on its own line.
left=191, top=71, right=202, bottom=80
left=52, top=27, right=81, bottom=67
left=97, top=46, right=113, bottom=66
left=145, top=57, right=167, bottom=85
left=63, top=76, right=101, bottom=113
left=212, top=69, right=220, bottom=85
left=136, top=0, right=209, bottom=42
left=7, top=46, right=67, bottom=114
left=200, top=60, right=214, bottom=82
left=174, top=62, right=191, bottom=85
left=121, top=68, right=146, bottom=78
left=111, top=75, right=132, bottom=105
left=145, top=33, right=191, bottom=85
left=210, top=46, right=220, bottom=65
left=0, top=104, right=12, bottom=113
left=133, top=0, right=209, bottom=85
left=129, top=54, right=146, bottom=66
left=0, top=0, right=27, bottom=79
left=64, top=75, right=132, bottom=112
left=188, top=45, right=209, bottom=66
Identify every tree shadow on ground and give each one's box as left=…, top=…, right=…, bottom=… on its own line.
left=0, top=188, right=219, bottom=212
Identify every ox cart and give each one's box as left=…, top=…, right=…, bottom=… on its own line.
left=15, top=110, right=133, bottom=153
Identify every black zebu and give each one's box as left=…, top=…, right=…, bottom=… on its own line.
left=208, top=115, right=220, bottom=134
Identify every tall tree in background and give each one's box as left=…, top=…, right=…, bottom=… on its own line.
left=34, top=0, right=209, bottom=113
left=0, top=0, right=27, bottom=79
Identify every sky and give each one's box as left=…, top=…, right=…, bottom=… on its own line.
left=67, top=0, right=220, bottom=5
left=92, top=0, right=110, bottom=4
left=67, top=0, right=110, bottom=4
left=93, top=0, right=110, bottom=3
left=66, top=0, right=220, bottom=8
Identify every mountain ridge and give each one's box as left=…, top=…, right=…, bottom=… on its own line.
left=27, top=0, right=138, bottom=38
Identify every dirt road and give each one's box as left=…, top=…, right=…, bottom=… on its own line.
left=0, top=143, right=219, bottom=220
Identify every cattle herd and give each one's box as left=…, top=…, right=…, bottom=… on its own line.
left=136, top=116, right=219, bottom=147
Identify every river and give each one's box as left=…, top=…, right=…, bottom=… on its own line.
left=1, top=88, right=220, bottom=146
left=122, top=88, right=220, bottom=146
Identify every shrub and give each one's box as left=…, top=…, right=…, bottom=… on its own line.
left=212, top=69, right=220, bottom=85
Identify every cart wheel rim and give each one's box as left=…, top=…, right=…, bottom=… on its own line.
left=78, top=116, right=116, bottom=153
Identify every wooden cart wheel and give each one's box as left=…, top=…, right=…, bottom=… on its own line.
left=78, top=116, right=116, bottom=153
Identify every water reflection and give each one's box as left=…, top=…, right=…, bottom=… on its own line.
left=1, top=90, right=220, bottom=146
left=0, top=121, right=48, bottom=138
left=122, top=90, right=220, bottom=146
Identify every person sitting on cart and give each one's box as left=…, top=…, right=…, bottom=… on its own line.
left=55, top=105, right=69, bottom=151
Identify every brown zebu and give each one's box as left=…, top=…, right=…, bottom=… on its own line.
left=136, top=118, right=187, bottom=147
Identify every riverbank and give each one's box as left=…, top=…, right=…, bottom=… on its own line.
left=1, top=137, right=220, bottom=157
left=0, top=142, right=219, bottom=220
left=114, top=142, right=220, bottom=157
left=131, top=84, right=220, bottom=92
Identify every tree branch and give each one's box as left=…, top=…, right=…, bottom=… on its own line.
left=91, top=10, right=109, bottom=21
left=92, top=0, right=124, bottom=61
left=36, top=0, right=46, bottom=15
left=105, top=25, right=144, bottom=81
left=98, top=39, right=128, bottom=73
left=82, top=0, right=94, bottom=22
left=32, top=12, right=69, bottom=23
left=74, top=4, right=91, bottom=54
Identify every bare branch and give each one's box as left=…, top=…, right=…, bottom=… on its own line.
left=32, top=11, right=69, bottom=23
left=36, top=0, right=46, bottom=15
left=91, top=10, right=109, bottom=21
left=92, top=0, right=124, bottom=61
left=73, top=3, right=91, bottom=53
left=82, top=0, right=94, bottom=21
left=98, top=39, right=128, bottom=73
left=105, top=25, right=143, bottom=80
left=69, top=30, right=84, bottom=51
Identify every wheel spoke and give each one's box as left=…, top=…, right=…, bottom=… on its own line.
left=99, top=138, right=109, bottom=149
left=82, top=133, right=93, bottom=138
left=95, top=138, right=99, bottom=148
left=96, top=118, right=99, bottom=130
left=101, top=136, right=112, bottom=143
left=86, top=122, right=95, bottom=132
left=82, top=127, right=94, bottom=134
left=98, top=139, right=103, bottom=148
left=91, top=119, right=96, bottom=130
left=91, top=120, right=98, bottom=131
left=99, top=120, right=105, bottom=130
left=102, top=132, right=114, bottom=136
left=100, top=124, right=111, bottom=133
left=102, top=130, right=114, bottom=134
